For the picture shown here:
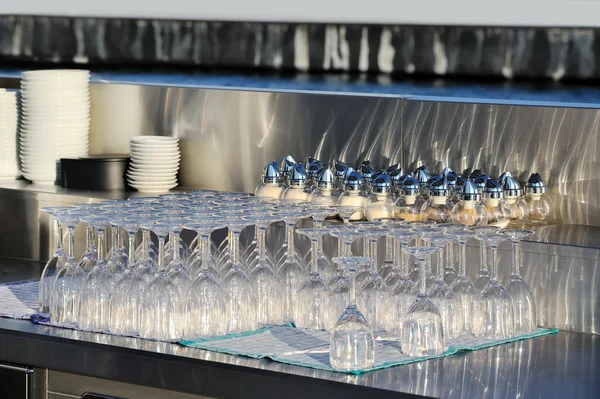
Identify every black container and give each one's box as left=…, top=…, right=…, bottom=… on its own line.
left=60, top=155, right=131, bottom=190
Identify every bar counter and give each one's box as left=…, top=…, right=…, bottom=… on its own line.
left=0, top=260, right=598, bottom=399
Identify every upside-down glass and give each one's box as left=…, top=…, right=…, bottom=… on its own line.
left=422, top=234, right=459, bottom=339
left=247, top=214, right=285, bottom=326
left=437, top=223, right=465, bottom=286
left=357, top=251, right=390, bottom=333
left=504, top=229, right=537, bottom=334
left=183, top=220, right=228, bottom=339
left=470, top=226, right=501, bottom=292
left=329, top=257, right=375, bottom=371
left=401, top=246, right=446, bottom=357
left=222, top=219, right=257, bottom=333
left=109, top=220, right=144, bottom=335
left=139, top=221, right=182, bottom=340
left=449, top=231, right=477, bottom=336
left=163, top=219, right=192, bottom=297
left=476, top=233, right=514, bottom=339
left=385, top=230, right=418, bottom=336
left=50, top=212, right=86, bottom=327
left=78, top=215, right=115, bottom=332
left=78, top=223, right=97, bottom=273
left=295, top=228, right=331, bottom=330
left=307, top=207, right=338, bottom=280
left=276, top=209, right=307, bottom=323
left=186, top=216, right=223, bottom=281
left=39, top=208, right=69, bottom=314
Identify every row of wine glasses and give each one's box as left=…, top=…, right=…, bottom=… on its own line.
left=40, top=191, right=538, bottom=371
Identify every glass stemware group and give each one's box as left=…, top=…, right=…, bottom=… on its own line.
left=40, top=191, right=540, bottom=372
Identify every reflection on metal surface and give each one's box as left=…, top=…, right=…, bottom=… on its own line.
left=402, top=99, right=600, bottom=226
left=0, top=316, right=598, bottom=399
left=89, top=83, right=405, bottom=192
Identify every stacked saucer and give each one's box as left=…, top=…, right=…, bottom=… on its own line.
left=127, top=136, right=180, bottom=193
left=19, top=70, right=90, bottom=184
left=0, top=89, right=20, bottom=179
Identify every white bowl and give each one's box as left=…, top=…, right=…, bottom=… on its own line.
left=130, top=157, right=181, bottom=164
left=129, top=164, right=180, bottom=172
left=130, top=140, right=180, bottom=146
left=20, top=126, right=89, bottom=135
left=127, top=173, right=177, bottom=181
left=21, top=104, right=90, bottom=114
left=21, top=122, right=90, bottom=131
left=130, top=136, right=179, bottom=145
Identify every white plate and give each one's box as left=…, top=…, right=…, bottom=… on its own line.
left=131, top=157, right=179, bottom=167
left=130, top=136, right=179, bottom=144
left=130, top=140, right=180, bottom=147
left=129, top=146, right=180, bottom=154
left=130, top=144, right=180, bottom=150
left=127, top=175, right=177, bottom=184
left=130, top=151, right=181, bottom=159
left=127, top=170, right=178, bottom=178
left=129, top=183, right=178, bottom=193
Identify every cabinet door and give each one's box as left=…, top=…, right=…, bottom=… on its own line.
left=0, top=363, right=32, bottom=399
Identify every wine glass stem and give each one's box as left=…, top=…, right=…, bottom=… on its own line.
left=55, top=220, right=63, bottom=251
left=344, top=241, right=353, bottom=257
left=446, top=241, right=454, bottom=270
left=111, top=228, right=118, bottom=255
left=67, top=226, right=75, bottom=259
left=200, top=234, right=209, bottom=268
left=490, top=245, right=498, bottom=280
left=285, top=223, right=295, bottom=257
left=479, top=240, right=488, bottom=272
left=231, top=231, right=240, bottom=265
left=385, top=236, right=394, bottom=262
left=172, top=232, right=180, bottom=261
left=142, top=229, right=150, bottom=258
left=511, top=240, right=520, bottom=276
left=459, top=242, right=467, bottom=277
left=85, top=225, right=94, bottom=252
left=157, top=236, right=165, bottom=271
left=128, top=232, right=135, bottom=266
left=97, top=228, right=105, bottom=261
left=117, top=227, right=124, bottom=252
left=349, top=268, right=357, bottom=306
left=257, top=227, right=267, bottom=261
left=418, top=257, right=427, bottom=295
left=369, top=239, right=378, bottom=267
left=436, top=249, right=444, bottom=279
left=310, top=239, right=319, bottom=274
left=400, top=242, right=408, bottom=275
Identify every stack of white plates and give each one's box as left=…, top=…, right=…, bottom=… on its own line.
left=0, top=89, right=20, bottom=179
left=19, top=70, right=90, bottom=184
left=127, top=136, right=180, bottom=193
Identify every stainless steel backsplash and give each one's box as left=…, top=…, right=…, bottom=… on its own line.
left=89, top=84, right=600, bottom=227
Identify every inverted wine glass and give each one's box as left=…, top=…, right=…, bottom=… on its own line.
left=183, top=221, right=229, bottom=339
left=401, top=245, right=445, bottom=357
left=78, top=215, right=115, bottom=332
left=476, top=233, right=514, bottom=339
left=449, top=231, right=477, bottom=336
left=246, top=214, right=285, bottom=326
left=221, top=218, right=257, bottom=333
left=38, top=207, right=71, bottom=314
left=295, top=228, right=331, bottom=330
left=470, top=225, right=501, bottom=292
left=275, top=209, right=307, bottom=323
left=422, top=234, right=459, bottom=339
left=329, top=256, right=375, bottom=371
left=109, top=220, right=145, bottom=335
left=504, top=229, right=537, bottom=334
left=185, top=217, right=224, bottom=281
left=160, top=219, right=192, bottom=296
left=50, top=211, right=86, bottom=327
left=437, top=223, right=465, bottom=286
left=138, top=220, right=183, bottom=340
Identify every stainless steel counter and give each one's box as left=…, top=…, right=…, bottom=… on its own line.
left=0, top=261, right=598, bottom=399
